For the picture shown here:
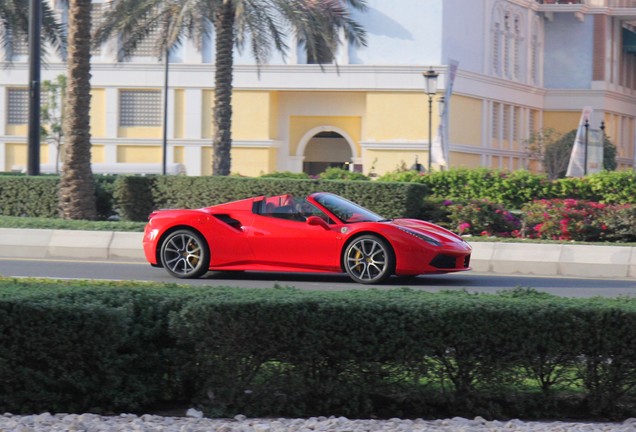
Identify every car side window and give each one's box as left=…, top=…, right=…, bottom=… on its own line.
left=258, top=197, right=330, bottom=223
left=294, top=198, right=331, bottom=223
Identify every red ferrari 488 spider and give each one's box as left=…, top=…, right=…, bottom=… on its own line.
left=143, top=192, right=471, bottom=284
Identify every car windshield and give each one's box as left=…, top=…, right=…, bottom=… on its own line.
left=312, top=193, right=385, bottom=223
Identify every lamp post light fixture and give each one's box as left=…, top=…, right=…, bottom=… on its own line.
left=422, top=68, right=439, bottom=171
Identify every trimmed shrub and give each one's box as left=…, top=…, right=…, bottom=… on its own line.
left=318, top=167, right=370, bottom=181
left=113, top=175, right=156, bottom=221
left=259, top=171, right=310, bottom=179
left=146, top=176, right=427, bottom=221
left=394, top=168, right=556, bottom=209
left=597, top=205, right=636, bottom=243
left=5, top=281, right=636, bottom=419
left=0, top=176, right=59, bottom=218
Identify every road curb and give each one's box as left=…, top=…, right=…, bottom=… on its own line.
left=0, top=229, right=634, bottom=278
left=0, top=228, right=145, bottom=262
left=469, top=241, right=636, bottom=279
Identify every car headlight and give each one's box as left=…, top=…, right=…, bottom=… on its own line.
left=397, top=226, right=441, bottom=246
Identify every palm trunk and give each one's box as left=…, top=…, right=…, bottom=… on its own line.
left=58, top=0, right=96, bottom=219
left=212, top=2, right=235, bottom=176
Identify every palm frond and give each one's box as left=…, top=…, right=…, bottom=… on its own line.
left=0, top=0, right=65, bottom=63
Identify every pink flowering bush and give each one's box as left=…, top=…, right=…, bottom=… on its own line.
left=438, top=198, right=636, bottom=243
left=444, top=199, right=521, bottom=237
left=519, top=199, right=608, bottom=241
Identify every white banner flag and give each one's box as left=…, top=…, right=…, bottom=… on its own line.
left=565, top=106, right=593, bottom=177
left=431, top=59, right=459, bottom=169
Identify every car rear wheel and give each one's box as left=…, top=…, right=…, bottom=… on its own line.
left=343, top=235, right=394, bottom=284
left=160, top=229, right=210, bottom=279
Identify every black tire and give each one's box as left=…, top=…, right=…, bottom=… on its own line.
left=343, top=235, right=394, bottom=284
left=160, top=229, right=210, bottom=279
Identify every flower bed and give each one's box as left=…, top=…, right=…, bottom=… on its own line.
left=439, top=198, right=636, bottom=243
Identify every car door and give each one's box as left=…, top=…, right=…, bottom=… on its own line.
left=248, top=203, right=341, bottom=272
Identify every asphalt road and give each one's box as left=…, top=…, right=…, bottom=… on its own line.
left=1, top=257, right=635, bottom=297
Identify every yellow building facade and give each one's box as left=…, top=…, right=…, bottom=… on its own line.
left=1, top=0, right=635, bottom=176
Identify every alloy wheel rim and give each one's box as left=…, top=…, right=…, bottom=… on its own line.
left=346, top=239, right=387, bottom=282
left=163, top=233, right=202, bottom=275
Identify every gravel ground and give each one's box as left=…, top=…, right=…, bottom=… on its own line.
left=1, top=412, right=635, bottom=432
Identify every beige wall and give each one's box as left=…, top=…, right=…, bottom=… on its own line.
left=449, top=95, right=482, bottom=148
left=3, top=143, right=47, bottom=171
left=90, top=89, right=106, bottom=138
left=364, top=92, right=432, bottom=141
left=174, top=89, right=185, bottom=139
left=117, top=145, right=162, bottom=163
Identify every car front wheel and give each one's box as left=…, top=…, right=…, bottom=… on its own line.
left=160, top=229, right=210, bottom=279
left=343, top=235, right=394, bottom=284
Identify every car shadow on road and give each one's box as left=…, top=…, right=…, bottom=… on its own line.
left=202, top=270, right=475, bottom=287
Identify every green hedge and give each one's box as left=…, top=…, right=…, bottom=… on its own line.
left=0, top=175, right=427, bottom=222
left=3, top=170, right=636, bottom=222
left=3, top=279, right=636, bottom=420
left=0, top=175, right=116, bottom=220
left=114, top=176, right=427, bottom=221
left=0, top=176, right=59, bottom=218
left=379, top=169, right=636, bottom=209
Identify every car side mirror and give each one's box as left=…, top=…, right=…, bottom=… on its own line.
left=306, top=216, right=330, bottom=230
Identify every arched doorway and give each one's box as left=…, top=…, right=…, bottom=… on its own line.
left=300, top=129, right=355, bottom=176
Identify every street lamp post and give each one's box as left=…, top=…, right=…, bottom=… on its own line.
left=583, top=119, right=589, bottom=176
left=422, top=68, right=439, bottom=172
left=27, top=0, right=42, bottom=176
left=162, top=49, right=169, bottom=176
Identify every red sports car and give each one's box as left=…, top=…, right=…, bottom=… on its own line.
left=143, top=192, right=472, bottom=284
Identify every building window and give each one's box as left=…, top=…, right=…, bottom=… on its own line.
left=9, top=30, right=28, bottom=57
left=513, top=106, right=520, bottom=142
left=132, top=28, right=160, bottom=57
left=119, top=90, right=161, bottom=126
left=513, top=17, right=521, bottom=79
left=492, top=102, right=500, bottom=139
left=503, top=104, right=510, bottom=141
left=91, top=3, right=103, bottom=56
left=7, top=88, right=29, bottom=125
left=492, top=23, right=501, bottom=75
left=529, top=109, right=538, bottom=135
left=491, top=3, right=524, bottom=81
left=503, top=13, right=511, bottom=77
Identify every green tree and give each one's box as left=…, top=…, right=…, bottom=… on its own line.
left=93, top=0, right=368, bottom=176
left=524, top=128, right=568, bottom=180
left=524, top=128, right=617, bottom=180
left=41, top=74, right=67, bottom=174
left=58, top=0, right=97, bottom=220
left=0, top=0, right=64, bottom=62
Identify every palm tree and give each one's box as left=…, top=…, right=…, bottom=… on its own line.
left=93, top=0, right=368, bottom=175
left=0, top=0, right=64, bottom=62
left=58, top=0, right=97, bottom=220
left=0, top=1, right=96, bottom=220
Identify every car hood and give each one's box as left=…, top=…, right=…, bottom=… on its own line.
left=389, top=218, right=469, bottom=245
